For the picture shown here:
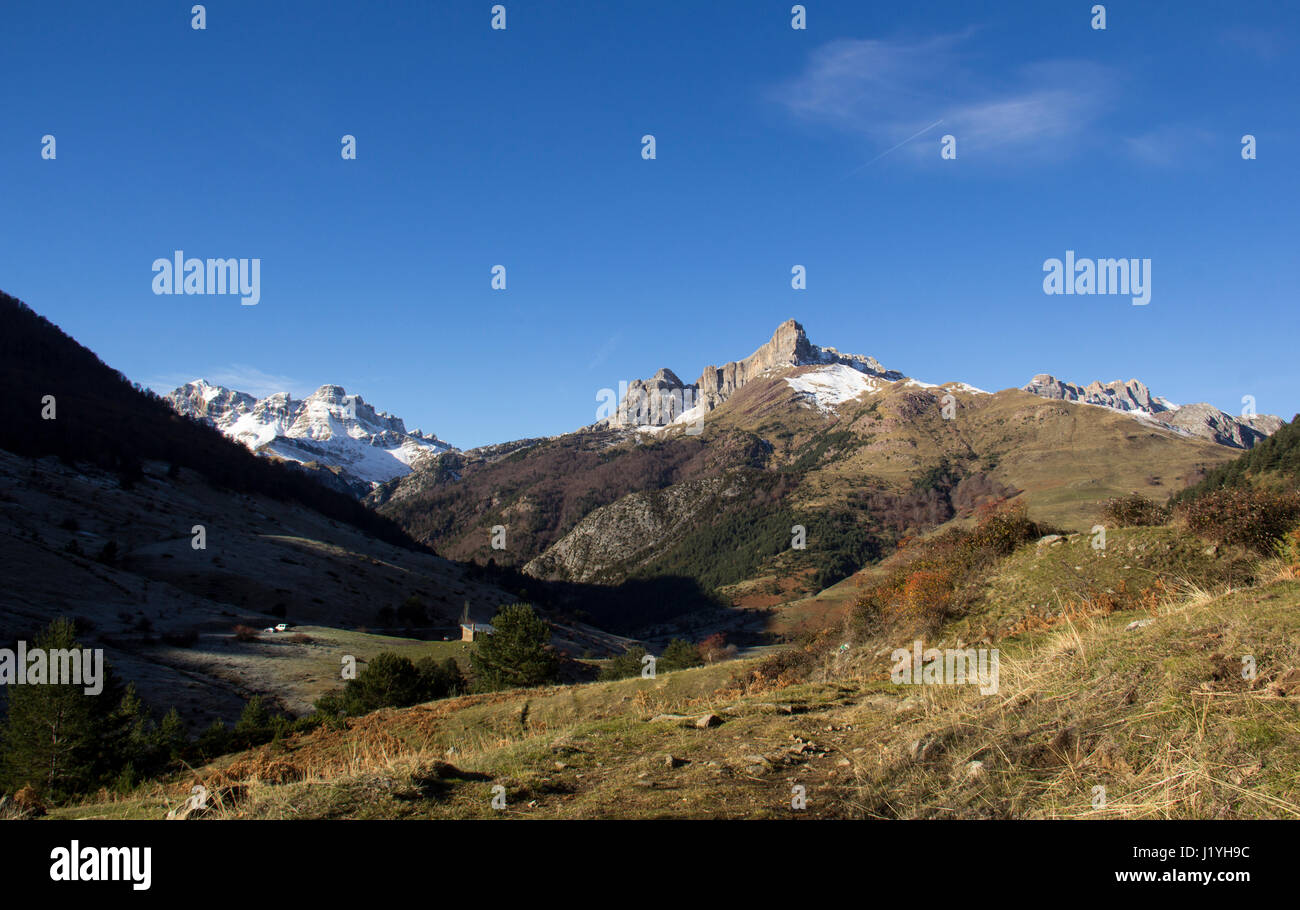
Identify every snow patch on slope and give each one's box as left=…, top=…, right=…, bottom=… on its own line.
left=785, top=364, right=886, bottom=413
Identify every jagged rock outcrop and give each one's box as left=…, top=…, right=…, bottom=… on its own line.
left=1022, top=374, right=1279, bottom=449
left=1022, top=374, right=1176, bottom=414
left=620, top=368, right=694, bottom=426
left=608, top=319, right=903, bottom=428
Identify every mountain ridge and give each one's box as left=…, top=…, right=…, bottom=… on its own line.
left=166, top=379, right=454, bottom=493
left=603, top=319, right=1279, bottom=450
left=1022, top=373, right=1281, bottom=449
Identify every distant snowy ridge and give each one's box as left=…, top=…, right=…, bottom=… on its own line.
left=165, top=380, right=453, bottom=490
left=1021, top=374, right=1281, bottom=449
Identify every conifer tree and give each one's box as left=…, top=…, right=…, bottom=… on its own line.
left=0, top=619, right=123, bottom=801
left=469, top=604, right=559, bottom=692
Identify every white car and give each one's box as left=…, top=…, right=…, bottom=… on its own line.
left=275, top=623, right=289, bottom=632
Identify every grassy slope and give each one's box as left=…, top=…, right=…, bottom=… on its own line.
left=55, top=528, right=1300, bottom=820
left=730, top=382, right=1233, bottom=531
left=717, top=383, right=1240, bottom=633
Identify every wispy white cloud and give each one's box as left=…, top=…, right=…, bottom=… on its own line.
left=1122, top=125, right=1216, bottom=166
left=1221, top=25, right=1288, bottom=61
left=144, top=363, right=307, bottom=398
left=770, top=33, right=1114, bottom=165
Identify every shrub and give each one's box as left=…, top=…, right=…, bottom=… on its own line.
left=234, top=696, right=275, bottom=745
left=1274, top=528, right=1300, bottom=568
left=659, top=638, right=704, bottom=672
left=600, top=646, right=648, bottom=681
left=340, top=653, right=423, bottom=713
left=962, top=499, right=1043, bottom=558
left=851, top=500, right=1054, bottom=639
left=899, top=567, right=957, bottom=628
left=699, top=633, right=737, bottom=664
left=1177, top=487, right=1300, bottom=554
left=313, top=653, right=466, bottom=719
left=196, top=720, right=233, bottom=757
left=414, top=656, right=465, bottom=699
left=1101, top=492, right=1170, bottom=527
left=232, top=625, right=260, bottom=642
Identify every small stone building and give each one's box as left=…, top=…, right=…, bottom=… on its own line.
left=461, top=622, right=495, bottom=642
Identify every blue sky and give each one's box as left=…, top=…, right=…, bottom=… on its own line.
left=1, top=1, right=1296, bottom=448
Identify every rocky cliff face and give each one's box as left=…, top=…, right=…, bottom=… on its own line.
left=165, top=380, right=453, bottom=491
left=1164, top=403, right=1283, bottom=449
left=1022, top=374, right=1279, bottom=448
left=609, top=319, right=903, bottom=428
left=523, top=476, right=733, bottom=583
left=619, top=368, right=695, bottom=426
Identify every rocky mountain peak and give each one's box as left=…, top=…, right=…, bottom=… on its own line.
left=599, top=321, right=1283, bottom=451
left=607, top=319, right=903, bottom=430
left=649, top=368, right=685, bottom=386
left=165, top=381, right=453, bottom=492
left=306, top=384, right=348, bottom=403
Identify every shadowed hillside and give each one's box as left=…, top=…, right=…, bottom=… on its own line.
left=0, top=291, right=419, bottom=551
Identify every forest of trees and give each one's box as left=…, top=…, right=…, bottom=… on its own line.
left=1172, top=415, right=1300, bottom=503
left=0, top=608, right=576, bottom=807
left=0, top=620, right=311, bottom=807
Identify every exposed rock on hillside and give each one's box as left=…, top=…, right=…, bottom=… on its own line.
left=1021, top=373, right=1279, bottom=449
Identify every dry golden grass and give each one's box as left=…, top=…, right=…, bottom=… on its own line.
left=49, top=536, right=1300, bottom=821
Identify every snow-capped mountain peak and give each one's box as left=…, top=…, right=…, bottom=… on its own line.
left=165, top=380, right=453, bottom=491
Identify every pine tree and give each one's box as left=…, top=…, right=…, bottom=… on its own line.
left=0, top=619, right=123, bottom=802
left=469, top=604, right=559, bottom=692
left=234, top=695, right=273, bottom=746
left=156, top=708, right=187, bottom=764
left=342, top=653, right=423, bottom=714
